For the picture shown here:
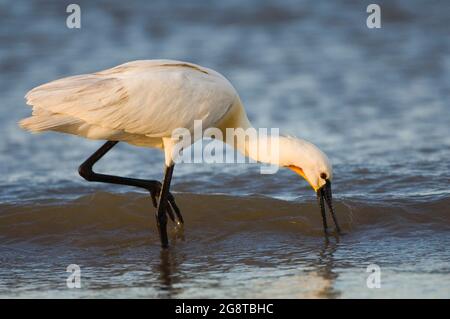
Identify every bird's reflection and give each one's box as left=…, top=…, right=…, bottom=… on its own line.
left=157, top=249, right=179, bottom=298
left=154, top=229, right=341, bottom=298
left=311, top=236, right=341, bottom=298
left=156, top=230, right=186, bottom=298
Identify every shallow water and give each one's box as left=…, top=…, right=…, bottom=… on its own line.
left=0, top=0, right=449, bottom=298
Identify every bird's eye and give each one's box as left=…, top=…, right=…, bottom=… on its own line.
left=320, top=172, right=327, bottom=180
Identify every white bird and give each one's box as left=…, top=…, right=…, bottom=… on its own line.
left=20, top=59, right=340, bottom=248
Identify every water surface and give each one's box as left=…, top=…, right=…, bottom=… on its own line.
left=0, top=0, right=449, bottom=298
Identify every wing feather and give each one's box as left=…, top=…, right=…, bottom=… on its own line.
left=22, top=60, right=238, bottom=138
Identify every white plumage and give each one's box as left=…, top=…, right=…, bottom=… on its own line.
left=20, top=59, right=342, bottom=243
left=21, top=60, right=241, bottom=146
left=20, top=59, right=332, bottom=191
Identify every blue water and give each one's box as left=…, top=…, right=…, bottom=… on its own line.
left=0, top=0, right=449, bottom=298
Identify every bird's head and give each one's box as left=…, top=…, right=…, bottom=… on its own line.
left=279, top=137, right=339, bottom=233
left=280, top=137, right=332, bottom=192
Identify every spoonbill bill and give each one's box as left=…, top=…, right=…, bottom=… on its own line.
left=19, top=60, right=340, bottom=248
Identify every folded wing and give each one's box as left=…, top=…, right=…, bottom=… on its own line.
left=20, top=60, right=238, bottom=141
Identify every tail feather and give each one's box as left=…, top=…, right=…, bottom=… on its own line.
left=18, top=107, right=130, bottom=141
left=19, top=111, right=82, bottom=133
left=20, top=74, right=103, bottom=133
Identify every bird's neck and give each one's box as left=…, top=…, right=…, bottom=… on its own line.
left=219, top=98, right=291, bottom=167
left=237, top=133, right=297, bottom=167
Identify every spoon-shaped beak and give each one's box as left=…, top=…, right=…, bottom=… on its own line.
left=317, top=180, right=341, bottom=235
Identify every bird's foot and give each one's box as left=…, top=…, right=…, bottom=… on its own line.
left=148, top=182, right=184, bottom=226
left=170, top=220, right=185, bottom=243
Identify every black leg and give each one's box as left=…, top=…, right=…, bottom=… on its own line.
left=78, top=141, right=183, bottom=246
left=156, top=165, right=175, bottom=249
left=79, top=141, right=159, bottom=195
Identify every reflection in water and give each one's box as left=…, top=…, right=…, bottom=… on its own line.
left=290, top=237, right=341, bottom=298
left=0, top=0, right=449, bottom=299
left=314, top=237, right=341, bottom=298
left=154, top=235, right=343, bottom=299
left=156, top=224, right=186, bottom=297
left=157, top=248, right=184, bottom=298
